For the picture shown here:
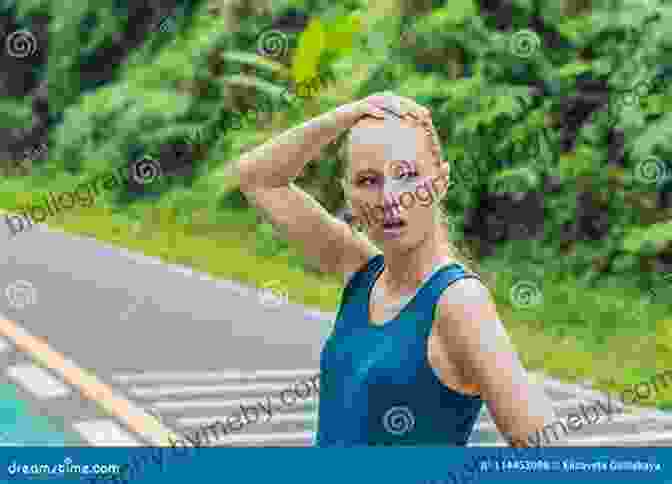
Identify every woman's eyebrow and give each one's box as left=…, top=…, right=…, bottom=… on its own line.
left=353, top=168, right=380, bottom=178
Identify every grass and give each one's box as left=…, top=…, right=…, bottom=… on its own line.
left=1, top=183, right=670, bottom=411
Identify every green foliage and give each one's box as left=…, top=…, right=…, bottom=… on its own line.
left=10, top=0, right=668, bottom=292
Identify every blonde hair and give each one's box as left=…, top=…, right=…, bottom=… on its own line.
left=339, top=113, right=482, bottom=280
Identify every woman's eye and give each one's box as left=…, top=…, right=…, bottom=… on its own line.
left=356, top=177, right=377, bottom=187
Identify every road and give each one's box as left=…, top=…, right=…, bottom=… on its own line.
left=1, top=214, right=671, bottom=447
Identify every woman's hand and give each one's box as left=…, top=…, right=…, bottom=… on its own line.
left=351, top=92, right=440, bottom=159
left=359, top=91, right=432, bottom=121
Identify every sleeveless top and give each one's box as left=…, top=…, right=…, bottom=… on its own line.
left=315, top=254, right=485, bottom=446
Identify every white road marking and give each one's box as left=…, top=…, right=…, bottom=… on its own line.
left=73, top=419, right=142, bottom=446
left=213, top=430, right=314, bottom=445
left=565, top=428, right=672, bottom=446
left=471, top=428, right=672, bottom=446
left=6, top=364, right=71, bottom=398
left=476, top=411, right=672, bottom=434
left=113, top=369, right=319, bottom=384
left=153, top=398, right=317, bottom=411
left=177, top=411, right=315, bottom=428
left=127, top=381, right=320, bottom=398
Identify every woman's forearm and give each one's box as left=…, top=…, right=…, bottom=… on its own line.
left=237, top=103, right=361, bottom=191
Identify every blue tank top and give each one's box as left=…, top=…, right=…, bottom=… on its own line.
left=315, top=254, right=484, bottom=446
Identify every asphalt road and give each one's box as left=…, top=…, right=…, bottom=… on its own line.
left=1, top=216, right=671, bottom=447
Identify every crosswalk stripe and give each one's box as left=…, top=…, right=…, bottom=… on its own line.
left=7, top=364, right=72, bottom=398
left=152, top=398, right=317, bottom=411
left=564, top=428, right=672, bottom=446
left=127, top=381, right=319, bottom=398
left=112, top=369, right=319, bottom=384
left=469, top=428, right=672, bottom=446
left=213, top=431, right=314, bottom=445
left=477, top=411, right=672, bottom=434
left=72, top=419, right=142, bottom=446
left=177, top=411, right=316, bottom=428
left=111, top=365, right=671, bottom=447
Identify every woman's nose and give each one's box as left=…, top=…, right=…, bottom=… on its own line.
left=383, top=176, right=405, bottom=200
left=381, top=189, right=402, bottom=218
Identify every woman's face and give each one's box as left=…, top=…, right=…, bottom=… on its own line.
left=344, top=116, right=450, bottom=248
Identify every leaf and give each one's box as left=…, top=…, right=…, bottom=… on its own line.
left=425, top=0, right=477, bottom=27
left=291, top=18, right=327, bottom=85
left=555, top=62, right=593, bottom=79
left=622, top=221, right=672, bottom=253
left=323, top=12, right=363, bottom=56
left=489, top=166, right=540, bottom=194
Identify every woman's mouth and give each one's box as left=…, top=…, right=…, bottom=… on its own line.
left=382, top=219, right=407, bottom=238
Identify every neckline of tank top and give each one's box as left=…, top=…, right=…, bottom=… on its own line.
left=371, top=259, right=460, bottom=307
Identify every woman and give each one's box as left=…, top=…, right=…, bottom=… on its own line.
left=237, top=91, right=557, bottom=447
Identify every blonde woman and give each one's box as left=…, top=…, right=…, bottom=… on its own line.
left=237, top=92, right=557, bottom=446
